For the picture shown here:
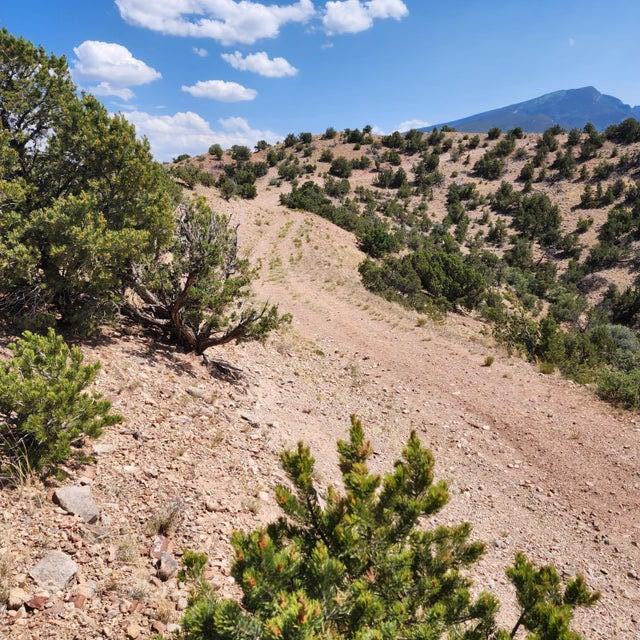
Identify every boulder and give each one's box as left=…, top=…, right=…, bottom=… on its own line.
left=53, top=485, right=99, bottom=523
left=156, top=552, right=178, bottom=581
left=29, top=551, right=78, bottom=592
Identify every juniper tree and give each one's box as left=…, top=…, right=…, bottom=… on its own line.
left=179, top=418, right=598, bottom=640
left=0, top=28, right=176, bottom=332
left=124, top=198, right=285, bottom=355
left=0, top=329, right=120, bottom=478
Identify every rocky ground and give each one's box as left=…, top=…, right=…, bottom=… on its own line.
left=0, top=180, right=639, bottom=639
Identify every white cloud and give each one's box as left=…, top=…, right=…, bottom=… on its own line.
left=398, top=119, right=429, bottom=132
left=323, top=0, right=407, bottom=34
left=221, top=51, right=298, bottom=77
left=115, top=0, right=315, bottom=46
left=89, top=82, right=135, bottom=101
left=181, top=79, right=257, bottom=101
left=121, top=110, right=281, bottom=160
left=72, top=40, right=161, bottom=100
left=193, top=47, right=209, bottom=57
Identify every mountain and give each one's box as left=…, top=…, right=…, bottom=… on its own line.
left=424, top=86, right=640, bottom=133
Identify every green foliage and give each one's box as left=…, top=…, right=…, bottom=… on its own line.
left=0, top=329, right=120, bottom=477
left=0, top=28, right=176, bottom=333
left=125, top=198, right=285, bottom=355
left=171, top=164, right=215, bottom=189
left=474, top=152, right=505, bottom=180
left=208, top=144, right=224, bottom=159
left=361, top=240, right=487, bottom=312
left=231, top=145, right=252, bottom=162
left=180, top=419, right=597, bottom=640
left=605, top=118, right=640, bottom=144
left=487, top=127, right=502, bottom=140
left=329, top=157, right=353, bottom=178
left=597, top=367, right=640, bottom=408
left=323, top=127, right=337, bottom=140
left=512, top=193, right=561, bottom=245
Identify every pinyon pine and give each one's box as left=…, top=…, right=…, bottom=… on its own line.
left=179, top=417, right=598, bottom=640
left=0, top=329, right=120, bottom=478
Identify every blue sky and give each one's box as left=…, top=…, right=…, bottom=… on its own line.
left=2, top=0, right=639, bottom=160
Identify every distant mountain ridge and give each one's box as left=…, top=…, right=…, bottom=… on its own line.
left=424, top=87, right=640, bottom=133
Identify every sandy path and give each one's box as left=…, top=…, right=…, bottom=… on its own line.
left=204, top=184, right=640, bottom=638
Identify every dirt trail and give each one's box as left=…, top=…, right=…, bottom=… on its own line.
left=205, top=184, right=640, bottom=638
left=1, top=183, right=638, bottom=639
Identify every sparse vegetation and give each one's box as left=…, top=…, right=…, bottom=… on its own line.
left=179, top=418, right=598, bottom=640
left=0, top=329, right=120, bottom=479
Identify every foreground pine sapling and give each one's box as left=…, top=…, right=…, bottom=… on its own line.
left=178, top=417, right=598, bottom=639
left=0, top=329, right=121, bottom=479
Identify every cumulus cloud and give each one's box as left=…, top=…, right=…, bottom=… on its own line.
left=221, top=51, right=297, bottom=77
left=121, top=110, right=281, bottom=160
left=193, top=47, right=209, bottom=57
left=181, top=79, right=257, bottom=101
left=89, top=82, right=135, bottom=101
left=115, top=0, right=315, bottom=46
left=72, top=40, right=161, bottom=100
left=323, top=0, right=408, bottom=35
left=398, top=118, right=429, bottom=132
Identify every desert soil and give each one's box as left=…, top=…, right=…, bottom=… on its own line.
left=1, top=181, right=639, bottom=639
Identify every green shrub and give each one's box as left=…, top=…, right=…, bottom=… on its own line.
left=0, top=329, right=120, bottom=477
left=319, top=149, right=334, bottom=163
left=0, top=29, right=176, bottom=333
left=597, top=367, right=640, bottom=408
left=208, top=144, right=223, bottom=159
left=329, top=157, right=352, bottom=178
left=487, top=127, right=501, bottom=140
left=474, top=152, right=505, bottom=180
left=179, top=418, right=598, bottom=640
left=323, top=127, right=337, bottom=140
left=125, top=198, right=285, bottom=355
left=605, top=118, right=640, bottom=144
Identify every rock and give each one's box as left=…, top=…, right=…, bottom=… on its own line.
left=8, top=588, right=29, bottom=610
left=26, top=594, right=49, bottom=610
left=70, top=593, right=87, bottom=609
left=29, top=551, right=78, bottom=592
left=126, top=622, right=141, bottom=639
left=186, top=386, right=207, bottom=399
left=152, top=621, right=167, bottom=634
left=240, top=413, right=259, bottom=427
left=149, top=535, right=169, bottom=560
left=157, top=552, right=178, bottom=581
left=166, top=623, right=181, bottom=634
left=92, top=443, right=115, bottom=455
left=53, top=485, right=100, bottom=523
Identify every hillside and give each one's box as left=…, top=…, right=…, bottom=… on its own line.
left=425, top=87, right=640, bottom=132
left=2, top=123, right=640, bottom=639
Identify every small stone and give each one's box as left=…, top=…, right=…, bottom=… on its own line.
left=157, top=552, right=178, bottom=581
left=26, top=594, right=49, bottom=610
left=53, top=485, right=100, bottom=523
left=8, top=588, right=29, bottom=610
left=204, top=500, right=216, bottom=513
left=126, top=622, right=141, bottom=639
left=240, top=413, right=259, bottom=427
left=150, top=535, right=169, bottom=560
left=186, top=387, right=207, bottom=399
left=29, top=551, right=78, bottom=592
left=70, top=593, right=87, bottom=609
left=92, top=443, right=115, bottom=455
left=166, top=623, right=181, bottom=634
left=152, top=621, right=167, bottom=634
